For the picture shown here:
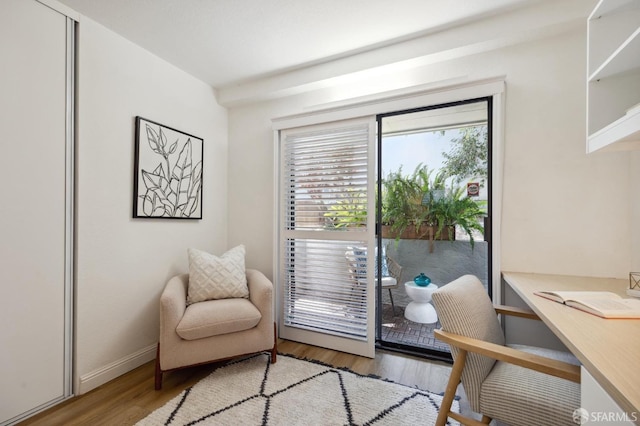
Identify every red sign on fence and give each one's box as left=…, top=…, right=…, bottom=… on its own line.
left=467, top=182, right=480, bottom=197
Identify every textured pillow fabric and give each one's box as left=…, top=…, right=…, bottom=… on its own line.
left=187, top=245, right=248, bottom=304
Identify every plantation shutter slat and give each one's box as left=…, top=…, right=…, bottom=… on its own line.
left=284, top=125, right=369, bottom=232
left=279, top=119, right=374, bottom=347
left=283, top=239, right=367, bottom=339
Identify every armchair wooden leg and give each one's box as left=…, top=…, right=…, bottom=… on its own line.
left=154, top=343, right=163, bottom=390
left=270, top=322, right=277, bottom=364
left=481, top=415, right=492, bottom=424
left=436, top=349, right=468, bottom=426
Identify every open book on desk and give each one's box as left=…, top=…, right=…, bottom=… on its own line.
left=534, top=291, right=640, bottom=319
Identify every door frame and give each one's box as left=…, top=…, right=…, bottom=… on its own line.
left=273, top=77, right=506, bottom=342
left=375, top=96, right=494, bottom=356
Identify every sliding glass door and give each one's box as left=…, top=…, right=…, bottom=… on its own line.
left=376, top=98, right=492, bottom=358
left=273, top=84, right=503, bottom=360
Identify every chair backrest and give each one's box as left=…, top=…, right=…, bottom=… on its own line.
left=344, top=248, right=364, bottom=285
left=386, top=255, right=402, bottom=283
left=345, top=245, right=396, bottom=283
left=431, top=275, right=505, bottom=412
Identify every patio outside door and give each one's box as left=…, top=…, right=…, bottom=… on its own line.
left=376, top=98, right=492, bottom=359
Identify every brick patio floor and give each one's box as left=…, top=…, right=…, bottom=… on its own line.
left=379, top=303, right=451, bottom=353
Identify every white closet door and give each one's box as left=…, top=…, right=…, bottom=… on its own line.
left=0, top=0, right=72, bottom=423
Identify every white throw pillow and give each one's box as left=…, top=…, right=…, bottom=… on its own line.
left=187, top=245, right=248, bottom=304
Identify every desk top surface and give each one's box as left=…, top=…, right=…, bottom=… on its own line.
left=502, top=272, right=640, bottom=419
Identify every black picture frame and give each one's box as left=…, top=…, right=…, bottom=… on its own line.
left=133, top=116, right=203, bottom=219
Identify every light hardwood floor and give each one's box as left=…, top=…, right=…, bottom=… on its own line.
left=18, top=340, right=465, bottom=426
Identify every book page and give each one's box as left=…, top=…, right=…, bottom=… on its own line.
left=535, top=291, right=620, bottom=303
left=559, top=291, right=620, bottom=301
left=568, top=298, right=640, bottom=318
left=577, top=299, right=635, bottom=311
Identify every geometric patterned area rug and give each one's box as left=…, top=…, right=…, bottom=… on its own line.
left=137, top=353, right=460, bottom=425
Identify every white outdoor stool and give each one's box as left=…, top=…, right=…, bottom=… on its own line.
left=404, top=281, right=438, bottom=324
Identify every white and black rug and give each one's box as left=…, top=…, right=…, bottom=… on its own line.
left=138, top=353, right=459, bottom=425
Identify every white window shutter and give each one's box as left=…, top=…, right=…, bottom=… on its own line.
left=279, top=119, right=373, bottom=342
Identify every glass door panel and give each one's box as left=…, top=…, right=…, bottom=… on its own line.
left=376, top=98, right=491, bottom=358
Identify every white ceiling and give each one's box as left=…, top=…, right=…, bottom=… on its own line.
left=56, top=0, right=547, bottom=89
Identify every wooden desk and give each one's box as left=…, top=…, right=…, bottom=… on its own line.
left=502, top=272, right=640, bottom=423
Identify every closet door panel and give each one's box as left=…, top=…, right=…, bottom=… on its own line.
left=0, top=0, right=68, bottom=422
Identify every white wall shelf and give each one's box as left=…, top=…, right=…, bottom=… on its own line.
left=588, top=108, right=640, bottom=152
left=587, top=0, right=640, bottom=153
left=589, top=27, right=640, bottom=81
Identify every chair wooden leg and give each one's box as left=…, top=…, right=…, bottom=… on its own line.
left=436, top=349, right=468, bottom=426
left=481, top=415, right=492, bottom=424
left=270, top=322, right=277, bottom=363
left=154, top=343, right=163, bottom=390
left=388, top=288, right=396, bottom=316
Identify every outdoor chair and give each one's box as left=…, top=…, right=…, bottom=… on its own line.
left=431, top=274, right=581, bottom=426
left=345, top=245, right=403, bottom=315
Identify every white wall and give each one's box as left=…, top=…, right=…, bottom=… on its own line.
left=227, top=27, right=631, bottom=282
left=75, top=17, right=228, bottom=393
left=498, top=31, right=630, bottom=278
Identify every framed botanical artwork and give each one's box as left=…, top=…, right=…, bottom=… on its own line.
left=133, top=117, right=203, bottom=219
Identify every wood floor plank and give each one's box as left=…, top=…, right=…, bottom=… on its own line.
left=18, top=340, right=456, bottom=426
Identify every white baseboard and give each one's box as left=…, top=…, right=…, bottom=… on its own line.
left=77, top=343, right=156, bottom=395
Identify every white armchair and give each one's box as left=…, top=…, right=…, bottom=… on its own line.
left=155, top=269, right=276, bottom=390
